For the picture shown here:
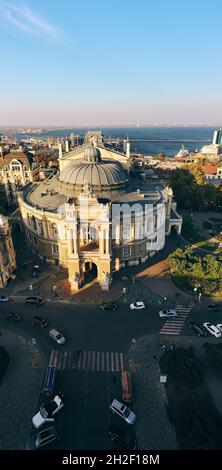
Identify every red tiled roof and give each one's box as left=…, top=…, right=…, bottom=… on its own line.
left=202, top=165, right=217, bottom=175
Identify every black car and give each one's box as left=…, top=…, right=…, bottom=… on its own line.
left=26, top=426, right=59, bottom=450
left=100, top=303, right=119, bottom=310
left=32, top=316, right=48, bottom=328
left=108, top=426, right=136, bottom=450
left=6, top=312, right=22, bottom=322
left=207, top=304, right=222, bottom=312
left=189, top=321, right=207, bottom=337
left=26, top=296, right=45, bottom=305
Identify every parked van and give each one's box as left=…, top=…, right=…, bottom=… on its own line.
left=42, top=366, right=56, bottom=396
left=121, top=370, right=132, bottom=405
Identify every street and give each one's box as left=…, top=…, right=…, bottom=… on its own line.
left=1, top=294, right=222, bottom=449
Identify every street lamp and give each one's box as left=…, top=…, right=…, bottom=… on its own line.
left=194, top=285, right=201, bottom=304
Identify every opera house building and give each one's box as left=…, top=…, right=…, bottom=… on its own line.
left=18, top=132, right=182, bottom=291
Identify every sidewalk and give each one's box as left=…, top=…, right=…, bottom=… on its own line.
left=0, top=331, right=45, bottom=449
left=136, top=260, right=192, bottom=304
left=128, top=334, right=178, bottom=450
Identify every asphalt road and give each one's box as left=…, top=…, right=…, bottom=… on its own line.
left=0, top=297, right=221, bottom=450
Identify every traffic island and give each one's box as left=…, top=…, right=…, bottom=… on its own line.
left=160, top=345, right=222, bottom=449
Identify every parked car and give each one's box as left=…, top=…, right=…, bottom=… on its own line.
left=26, top=296, right=45, bottom=305
left=26, top=426, right=59, bottom=450
left=189, top=321, right=207, bottom=337
left=130, top=301, right=145, bottom=310
left=32, top=265, right=40, bottom=278
left=49, top=329, right=65, bottom=345
left=0, top=295, right=9, bottom=302
left=108, top=425, right=137, bottom=450
left=100, top=303, right=119, bottom=310
left=6, top=312, right=22, bottom=322
left=159, top=308, right=177, bottom=318
left=32, top=316, right=48, bottom=328
left=207, top=304, right=222, bottom=312
left=216, top=324, right=222, bottom=333
left=203, top=322, right=221, bottom=338
left=109, top=399, right=136, bottom=425
left=32, top=393, right=64, bottom=429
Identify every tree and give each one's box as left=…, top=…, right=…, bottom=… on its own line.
left=169, top=168, right=222, bottom=210
left=185, top=163, right=205, bottom=186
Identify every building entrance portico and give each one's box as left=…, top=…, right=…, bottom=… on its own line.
left=82, top=261, right=98, bottom=285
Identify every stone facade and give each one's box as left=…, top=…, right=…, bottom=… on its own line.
left=0, top=145, right=39, bottom=206
left=18, top=132, right=182, bottom=291
left=0, top=215, right=16, bottom=287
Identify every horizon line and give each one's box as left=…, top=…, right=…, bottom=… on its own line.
left=1, top=123, right=222, bottom=129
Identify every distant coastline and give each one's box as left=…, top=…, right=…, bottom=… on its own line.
left=0, top=126, right=218, bottom=156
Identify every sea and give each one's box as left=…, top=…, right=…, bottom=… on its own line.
left=15, top=126, right=216, bottom=157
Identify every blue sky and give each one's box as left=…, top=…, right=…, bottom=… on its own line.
left=0, top=0, right=222, bottom=126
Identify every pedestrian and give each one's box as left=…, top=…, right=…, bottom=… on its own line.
left=112, top=376, right=116, bottom=384
left=153, top=355, right=157, bottom=360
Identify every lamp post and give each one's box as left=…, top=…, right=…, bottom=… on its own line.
left=194, top=285, right=201, bottom=304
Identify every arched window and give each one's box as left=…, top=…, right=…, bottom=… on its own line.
left=10, top=160, right=21, bottom=172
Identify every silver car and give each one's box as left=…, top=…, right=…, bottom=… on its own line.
left=203, top=322, right=221, bottom=338
left=109, top=399, right=136, bottom=425
left=49, top=329, right=65, bottom=345
left=159, top=308, right=177, bottom=318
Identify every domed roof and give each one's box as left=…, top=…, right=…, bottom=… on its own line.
left=59, top=158, right=128, bottom=191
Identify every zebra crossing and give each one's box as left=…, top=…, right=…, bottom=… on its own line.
left=49, top=349, right=126, bottom=372
left=160, top=304, right=192, bottom=336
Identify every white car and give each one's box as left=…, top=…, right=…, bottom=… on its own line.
left=216, top=324, right=222, bottom=333
left=130, top=302, right=145, bottom=310
left=203, top=322, right=221, bottom=338
left=0, top=295, right=9, bottom=302
left=110, top=399, right=136, bottom=425
left=32, top=394, right=64, bottom=429
left=159, top=308, right=177, bottom=318
left=49, top=329, right=65, bottom=345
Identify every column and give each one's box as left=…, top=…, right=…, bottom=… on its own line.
left=36, top=219, right=41, bottom=236
left=80, top=225, right=84, bottom=244
left=99, top=228, right=106, bottom=254
left=105, top=228, right=109, bottom=254
left=67, top=228, right=73, bottom=255
left=131, top=222, right=135, bottom=241
left=73, top=226, right=78, bottom=254
left=42, top=220, right=49, bottom=238
left=115, top=224, right=120, bottom=244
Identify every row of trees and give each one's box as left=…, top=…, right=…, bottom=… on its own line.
left=169, top=167, right=222, bottom=210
